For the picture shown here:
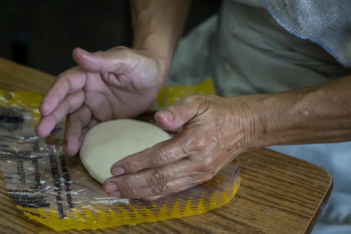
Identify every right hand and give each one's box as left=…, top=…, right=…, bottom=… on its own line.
left=36, top=47, right=168, bottom=156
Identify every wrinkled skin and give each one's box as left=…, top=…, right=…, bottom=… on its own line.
left=36, top=47, right=166, bottom=156
left=36, top=47, right=260, bottom=201
left=104, top=94, right=259, bottom=200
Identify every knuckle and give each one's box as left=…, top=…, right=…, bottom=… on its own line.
left=94, top=50, right=105, bottom=59
left=151, top=151, right=167, bottom=167
left=57, top=74, right=69, bottom=84
left=126, top=160, right=139, bottom=173
left=201, top=158, right=215, bottom=172
left=113, top=46, right=133, bottom=60
left=165, top=105, right=177, bottom=114
left=65, top=98, right=74, bottom=113
left=66, top=114, right=74, bottom=125
left=192, top=138, right=208, bottom=151
left=185, top=135, right=215, bottom=153
left=121, top=47, right=133, bottom=57
left=113, top=46, right=129, bottom=51
left=188, top=94, right=213, bottom=103
left=126, top=188, right=138, bottom=198
left=68, top=112, right=83, bottom=127
left=152, top=184, right=170, bottom=195
left=151, top=169, right=166, bottom=184
left=184, top=94, right=204, bottom=103
left=122, top=177, right=136, bottom=189
left=57, top=68, right=74, bottom=81
left=119, top=50, right=135, bottom=71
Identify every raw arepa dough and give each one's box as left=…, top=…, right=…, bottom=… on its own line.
left=80, top=119, right=171, bottom=184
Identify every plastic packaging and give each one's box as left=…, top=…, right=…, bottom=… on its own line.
left=0, top=84, right=240, bottom=231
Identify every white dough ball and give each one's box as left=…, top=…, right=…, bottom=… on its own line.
left=80, top=119, right=171, bottom=184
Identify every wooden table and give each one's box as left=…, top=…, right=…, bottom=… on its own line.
left=0, top=58, right=332, bottom=234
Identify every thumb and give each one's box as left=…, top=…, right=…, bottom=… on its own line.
left=72, top=47, right=129, bottom=73
left=155, top=96, right=207, bottom=130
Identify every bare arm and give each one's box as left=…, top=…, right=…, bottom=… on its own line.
left=131, top=0, right=192, bottom=73
left=252, top=75, right=351, bottom=147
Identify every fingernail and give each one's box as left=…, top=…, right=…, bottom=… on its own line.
left=108, top=191, right=121, bottom=198
left=105, top=183, right=117, bottom=192
left=111, top=167, right=125, bottom=176
left=162, top=111, right=173, bottom=122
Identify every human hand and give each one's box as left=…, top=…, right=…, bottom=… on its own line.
left=36, top=47, right=168, bottom=156
left=103, top=94, right=262, bottom=200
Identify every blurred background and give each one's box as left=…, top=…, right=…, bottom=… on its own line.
left=0, top=0, right=220, bottom=75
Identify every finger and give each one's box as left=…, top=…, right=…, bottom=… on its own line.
left=64, top=105, right=92, bottom=156
left=107, top=175, right=208, bottom=199
left=105, top=159, right=196, bottom=192
left=51, top=90, right=85, bottom=123
left=36, top=91, right=85, bottom=137
left=79, top=127, right=89, bottom=149
left=35, top=115, right=56, bottom=137
left=155, top=95, right=208, bottom=131
left=40, top=66, right=86, bottom=116
left=73, top=47, right=130, bottom=74
left=110, top=134, right=191, bottom=176
left=79, top=118, right=99, bottom=148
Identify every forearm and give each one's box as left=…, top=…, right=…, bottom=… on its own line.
left=247, top=75, right=351, bottom=147
left=131, top=0, right=191, bottom=66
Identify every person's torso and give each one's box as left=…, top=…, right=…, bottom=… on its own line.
left=169, top=0, right=351, bottom=230
left=209, top=0, right=350, bottom=96
left=210, top=1, right=351, bottom=230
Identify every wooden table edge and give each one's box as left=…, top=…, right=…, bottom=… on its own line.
left=255, top=148, right=333, bottom=234
left=305, top=170, right=333, bottom=234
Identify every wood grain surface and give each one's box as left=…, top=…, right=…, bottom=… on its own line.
left=0, top=58, right=55, bottom=95
left=0, top=58, right=332, bottom=234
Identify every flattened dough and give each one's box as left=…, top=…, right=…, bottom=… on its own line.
left=80, top=119, right=171, bottom=184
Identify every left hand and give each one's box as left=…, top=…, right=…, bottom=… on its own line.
left=35, top=47, right=168, bottom=156
left=103, top=94, right=261, bottom=200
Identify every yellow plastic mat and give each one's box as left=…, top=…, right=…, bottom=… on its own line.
left=0, top=79, right=240, bottom=231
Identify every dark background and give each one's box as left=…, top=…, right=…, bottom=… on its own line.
left=0, top=0, right=220, bottom=75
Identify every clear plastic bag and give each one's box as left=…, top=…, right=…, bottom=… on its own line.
left=0, top=87, right=240, bottom=231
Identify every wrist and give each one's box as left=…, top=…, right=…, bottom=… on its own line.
left=229, top=76, right=351, bottom=149
left=246, top=89, right=309, bottom=148
left=131, top=0, right=191, bottom=74
left=133, top=32, right=175, bottom=66
left=227, top=94, right=276, bottom=150
left=142, top=48, right=171, bottom=85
